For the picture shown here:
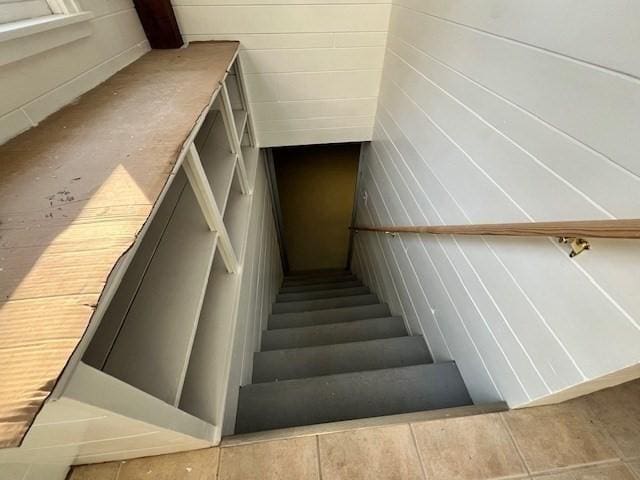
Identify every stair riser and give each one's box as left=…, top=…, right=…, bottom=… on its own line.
left=261, top=317, right=407, bottom=351
left=282, top=275, right=357, bottom=287
left=269, top=303, right=390, bottom=330
left=279, top=280, right=362, bottom=294
left=277, top=286, right=370, bottom=303
left=236, top=363, right=472, bottom=434
left=253, top=336, right=432, bottom=383
left=272, top=294, right=378, bottom=314
left=284, top=270, right=351, bottom=281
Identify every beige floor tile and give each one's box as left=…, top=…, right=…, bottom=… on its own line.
left=411, top=413, right=526, bottom=480
left=118, top=448, right=219, bottom=480
left=583, top=380, right=640, bottom=459
left=218, top=437, right=319, bottom=480
left=69, top=462, right=120, bottom=480
left=532, top=463, right=636, bottom=479
left=318, top=424, right=424, bottom=480
left=503, top=403, right=618, bottom=473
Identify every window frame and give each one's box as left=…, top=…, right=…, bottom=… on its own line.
left=0, top=0, right=93, bottom=66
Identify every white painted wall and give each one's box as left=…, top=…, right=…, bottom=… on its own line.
left=352, top=0, right=640, bottom=407
left=172, top=0, right=390, bottom=147
left=0, top=394, right=208, bottom=480
left=0, top=0, right=149, bottom=144
left=223, top=159, right=282, bottom=434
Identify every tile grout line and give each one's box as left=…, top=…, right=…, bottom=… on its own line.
left=408, top=423, right=429, bottom=480
left=554, top=461, right=632, bottom=478
left=579, top=396, right=629, bottom=462
left=499, top=412, right=533, bottom=477
left=625, top=461, right=640, bottom=480
left=216, top=447, right=223, bottom=480
left=315, top=435, right=324, bottom=480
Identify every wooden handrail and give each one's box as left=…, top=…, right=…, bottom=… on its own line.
left=351, top=219, right=640, bottom=240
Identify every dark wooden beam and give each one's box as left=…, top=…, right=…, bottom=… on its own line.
left=133, top=0, right=183, bottom=49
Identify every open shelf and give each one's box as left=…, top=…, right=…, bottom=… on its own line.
left=96, top=108, right=240, bottom=406
left=77, top=54, right=262, bottom=439
left=224, top=174, right=254, bottom=261
left=234, top=109, right=248, bottom=144
left=179, top=172, right=255, bottom=423
left=101, top=173, right=220, bottom=405
left=83, top=109, right=231, bottom=374
left=82, top=172, right=187, bottom=370
left=199, top=109, right=237, bottom=215
left=178, top=250, right=243, bottom=423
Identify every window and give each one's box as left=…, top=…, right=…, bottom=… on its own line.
left=0, top=0, right=91, bottom=66
left=0, top=1, right=53, bottom=24
left=0, top=0, right=88, bottom=24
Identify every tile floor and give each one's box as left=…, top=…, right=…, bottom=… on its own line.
left=71, top=379, right=640, bottom=480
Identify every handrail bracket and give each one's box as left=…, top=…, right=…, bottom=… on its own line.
left=558, top=237, right=591, bottom=258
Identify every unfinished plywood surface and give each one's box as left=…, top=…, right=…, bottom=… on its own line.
left=0, top=41, right=240, bottom=448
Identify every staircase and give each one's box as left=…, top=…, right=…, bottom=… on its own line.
left=235, top=269, right=473, bottom=434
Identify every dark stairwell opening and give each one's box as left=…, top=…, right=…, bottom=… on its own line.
left=269, top=142, right=361, bottom=273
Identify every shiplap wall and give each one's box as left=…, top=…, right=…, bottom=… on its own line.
left=352, top=0, right=640, bottom=407
left=172, top=0, right=390, bottom=147
left=223, top=159, right=282, bottom=434
left=0, top=0, right=148, bottom=144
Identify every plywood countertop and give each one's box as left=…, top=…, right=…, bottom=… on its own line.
left=0, top=41, right=240, bottom=448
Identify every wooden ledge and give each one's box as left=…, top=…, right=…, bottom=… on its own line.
left=0, top=41, right=239, bottom=448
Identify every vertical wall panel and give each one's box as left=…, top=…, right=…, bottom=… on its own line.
left=355, top=1, right=640, bottom=407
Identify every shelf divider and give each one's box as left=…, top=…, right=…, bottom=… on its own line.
left=102, top=111, right=241, bottom=405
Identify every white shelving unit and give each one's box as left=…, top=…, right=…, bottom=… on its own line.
left=75, top=56, right=263, bottom=449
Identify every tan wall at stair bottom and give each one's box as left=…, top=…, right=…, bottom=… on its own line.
left=274, top=143, right=360, bottom=272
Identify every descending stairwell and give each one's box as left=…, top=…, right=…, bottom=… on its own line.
left=235, top=270, right=473, bottom=434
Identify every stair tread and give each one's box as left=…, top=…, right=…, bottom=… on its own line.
left=272, top=293, right=378, bottom=314
left=253, top=336, right=432, bottom=383
left=269, top=303, right=391, bottom=329
left=277, top=286, right=370, bottom=303
left=261, top=316, right=408, bottom=350
left=236, top=363, right=472, bottom=434
left=279, top=280, right=363, bottom=294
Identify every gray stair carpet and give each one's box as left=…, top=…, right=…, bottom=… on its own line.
left=277, top=285, right=370, bottom=303
left=279, top=279, right=363, bottom=294
left=235, top=270, right=473, bottom=434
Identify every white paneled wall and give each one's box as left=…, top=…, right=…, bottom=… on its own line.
left=173, top=0, right=391, bottom=147
left=223, top=160, right=282, bottom=434
left=353, top=1, right=640, bottom=407
left=0, top=0, right=149, bottom=144
left=0, top=396, right=208, bottom=480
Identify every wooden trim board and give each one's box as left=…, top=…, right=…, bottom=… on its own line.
left=0, top=41, right=240, bottom=448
